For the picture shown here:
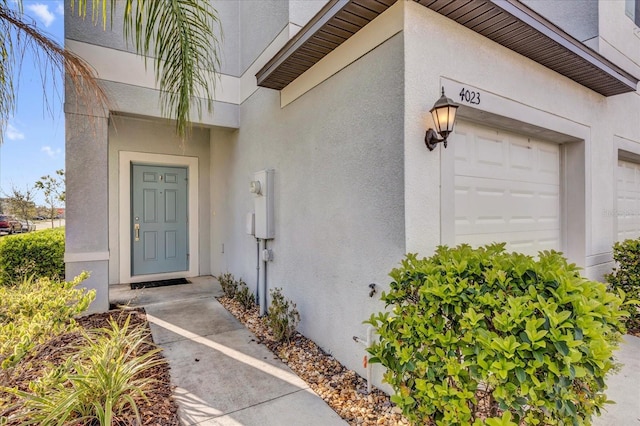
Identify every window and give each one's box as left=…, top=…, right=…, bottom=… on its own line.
left=627, top=0, right=640, bottom=26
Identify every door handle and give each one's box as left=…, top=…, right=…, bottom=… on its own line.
left=134, top=223, right=140, bottom=241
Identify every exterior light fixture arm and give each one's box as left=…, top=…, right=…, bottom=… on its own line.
left=425, top=128, right=448, bottom=151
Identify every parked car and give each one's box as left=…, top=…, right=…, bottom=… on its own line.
left=20, top=221, right=35, bottom=233
left=0, top=215, right=21, bottom=234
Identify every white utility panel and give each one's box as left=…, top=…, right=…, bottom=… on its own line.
left=252, top=169, right=275, bottom=239
left=246, top=212, right=255, bottom=236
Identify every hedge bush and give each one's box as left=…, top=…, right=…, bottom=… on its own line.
left=366, top=244, right=627, bottom=426
left=0, top=228, right=65, bottom=285
left=605, top=238, right=640, bottom=331
left=0, top=272, right=93, bottom=369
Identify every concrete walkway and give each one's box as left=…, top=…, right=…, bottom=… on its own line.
left=110, top=276, right=640, bottom=425
left=110, top=276, right=346, bottom=426
left=593, top=334, right=640, bottom=426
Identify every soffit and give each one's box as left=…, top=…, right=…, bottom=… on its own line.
left=256, top=0, right=396, bottom=90
left=419, top=0, right=638, bottom=96
left=256, top=0, right=639, bottom=96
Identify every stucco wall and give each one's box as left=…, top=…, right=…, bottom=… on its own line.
left=289, top=0, right=328, bottom=27
left=65, top=110, right=110, bottom=311
left=239, top=0, right=289, bottom=74
left=211, top=33, right=405, bottom=383
left=107, top=116, right=212, bottom=285
left=598, top=0, right=640, bottom=78
left=522, top=0, right=598, bottom=43
left=65, top=1, right=235, bottom=76
left=403, top=2, right=640, bottom=279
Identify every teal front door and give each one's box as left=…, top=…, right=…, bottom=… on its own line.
left=131, top=164, right=188, bottom=276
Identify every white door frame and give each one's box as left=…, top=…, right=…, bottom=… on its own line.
left=119, top=151, right=199, bottom=283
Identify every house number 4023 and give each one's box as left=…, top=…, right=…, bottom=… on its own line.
left=459, top=88, right=480, bottom=105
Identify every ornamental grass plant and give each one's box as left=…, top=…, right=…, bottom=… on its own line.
left=4, top=315, right=162, bottom=426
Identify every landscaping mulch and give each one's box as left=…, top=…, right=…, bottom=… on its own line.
left=217, top=296, right=410, bottom=426
left=0, top=308, right=180, bottom=426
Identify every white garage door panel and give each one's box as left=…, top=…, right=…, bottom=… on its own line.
left=455, top=126, right=559, bottom=185
left=616, top=159, right=640, bottom=241
left=458, top=230, right=560, bottom=253
left=455, top=177, right=560, bottom=235
left=454, top=121, right=561, bottom=256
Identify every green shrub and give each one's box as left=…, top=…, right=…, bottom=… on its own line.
left=605, top=239, right=640, bottom=331
left=366, top=244, right=627, bottom=426
left=217, top=273, right=238, bottom=298
left=236, top=279, right=255, bottom=311
left=0, top=273, right=94, bottom=369
left=5, top=315, right=162, bottom=425
left=267, top=288, right=300, bottom=342
left=0, top=228, right=65, bottom=286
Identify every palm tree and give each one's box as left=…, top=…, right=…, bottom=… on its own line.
left=0, top=0, right=221, bottom=144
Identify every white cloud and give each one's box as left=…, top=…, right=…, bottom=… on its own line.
left=26, top=3, right=55, bottom=27
left=6, top=124, right=25, bottom=141
left=56, top=2, right=64, bottom=16
left=41, top=146, right=62, bottom=159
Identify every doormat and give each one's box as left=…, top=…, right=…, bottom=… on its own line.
left=130, top=278, right=190, bottom=290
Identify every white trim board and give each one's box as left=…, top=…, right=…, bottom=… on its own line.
left=118, top=151, right=199, bottom=284
left=65, top=251, right=110, bottom=263
left=66, top=39, right=239, bottom=105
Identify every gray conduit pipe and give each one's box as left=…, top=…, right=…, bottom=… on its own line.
left=260, top=239, right=268, bottom=316
left=255, top=239, right=260, bottom=306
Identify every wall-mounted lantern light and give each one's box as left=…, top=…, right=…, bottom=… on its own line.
left=425, top=88, right=459, bottom=151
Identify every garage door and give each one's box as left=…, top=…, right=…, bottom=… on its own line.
left=616, top=159, right=640, bottom=241
left=454, top=121, right=561, bottom=256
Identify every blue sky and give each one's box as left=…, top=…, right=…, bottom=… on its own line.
left=3, top=1, right=65, bottom=205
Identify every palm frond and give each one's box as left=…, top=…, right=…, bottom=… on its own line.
left=0, top=2, right=109, bottom=145
left=122, top=0, right=222, bottom=139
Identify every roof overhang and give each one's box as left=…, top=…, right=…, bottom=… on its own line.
left=256, top=0, right=639, bottom=97
left=420, top=0, right=638, bottom=96
left=256, top=0, right=396, bottom=90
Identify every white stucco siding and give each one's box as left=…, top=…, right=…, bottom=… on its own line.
left=65, top=113, right=110, bottom=312
left=404, top=1, right=640, bottom=279
left=289, top=0, right=328, bottom=27
left=211, top=34, right=405, bottom=388
left=107, top=116, right=212, bottom=285
left=521, top=0, right=598, bottom=43
left=598, top=0, right=640, bottom=79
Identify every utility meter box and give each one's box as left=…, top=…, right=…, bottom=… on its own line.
left=250, top=169, right=274, bottom=239
left=245, top=212, right=255, bottom=236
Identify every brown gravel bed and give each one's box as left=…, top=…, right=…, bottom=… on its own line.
left=0, top=308, right=180, bottom=426
left=217, top=296, right=409, bottom=426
